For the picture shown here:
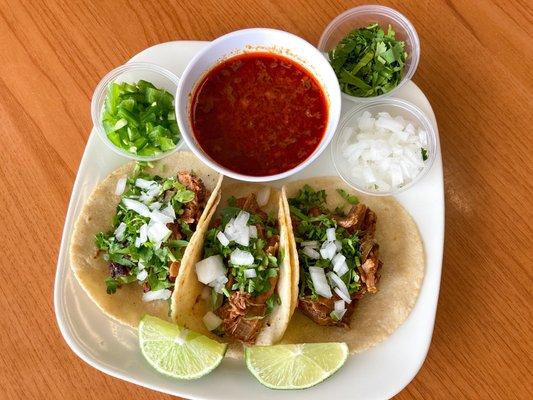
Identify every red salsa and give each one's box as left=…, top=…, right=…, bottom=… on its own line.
left=191, top=52, right=328, bottom=176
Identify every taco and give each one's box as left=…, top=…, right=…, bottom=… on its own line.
left=69, top=151, right=223, bottom=328
left=171, top=183, right=292, bottom=358
left=281, top=177, right=425, bottom=354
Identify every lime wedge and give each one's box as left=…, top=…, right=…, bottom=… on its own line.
left=245, top=342, right=348, bottom=389
left=139, top=315, right=227, bottom=380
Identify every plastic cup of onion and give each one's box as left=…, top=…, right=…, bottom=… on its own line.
left=331, top=98, right=437, bottom=196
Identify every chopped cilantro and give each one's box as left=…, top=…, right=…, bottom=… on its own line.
left=95, top=162, right=200, bottom=295
left=289, top=185, right=362, bottom=300
left=203, top=198, right=280, bottom=311
left=328, top=23, right=407, bottom=97
left=421, top=148, right=429, bottom=161
left=336, top=188, right=359, bottom=205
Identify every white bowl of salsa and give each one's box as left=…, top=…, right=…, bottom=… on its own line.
left=176, top=28, right=342, bottom=182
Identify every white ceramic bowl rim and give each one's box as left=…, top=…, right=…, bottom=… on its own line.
left=318, top=5, right=421, bottom=103
left=91, top=62, right=182, bottom=161
left=176, top=28, right=342, bottom=182
left=332, top=97, right=437, bottom=196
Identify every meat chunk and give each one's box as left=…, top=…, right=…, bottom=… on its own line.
left=223, top=315, right=263, bottom=343
left=235, top=193, right=268, bottom=220
left=265, top=235, right=279, bottom=256
left=167, top=222, right=183, bottom=240
left=108, top=262, right=129, bottom=278
left=299, top=295, right=357, bottom=327
left=177, top=172, right=207, bottom=205
left=360, top=250, right=381, bottom=294
left=169, top=261, right=180, bottom=282
left=336, top=203, right=367, bottom=232
left=256, top=224, right=266, bottom=239
left=180, top=203, right=201, bottom=224
left=177, top=172, right=208, bottom=225
left=217, top=291, right=265, bottom=343
left=308, top=207, right=321, bottom=217
left=360, top=209, right=377, bottom=241
left=359, top=238, right=375, bottom=263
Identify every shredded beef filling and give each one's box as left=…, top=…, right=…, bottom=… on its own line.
left=216, top=276, right=279, bottom=343
left=177, top=172, right=208, bottom=224
left=214, top=195, right=278, bottom=343
left=297, top=203, right=382, bottom=326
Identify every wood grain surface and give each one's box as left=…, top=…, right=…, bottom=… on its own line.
left=0, top=0, right=531, bottom=399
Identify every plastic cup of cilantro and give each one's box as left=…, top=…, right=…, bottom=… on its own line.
left=318, top=5, right=420, bottom=102
left=91, top=62, right=182, bottom=161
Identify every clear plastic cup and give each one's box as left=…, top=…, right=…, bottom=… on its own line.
left=318, top=5, right=420, bottom=103
left=91, top=62, right=182, bottom=161
left=331, top=98, right=437, bottom=196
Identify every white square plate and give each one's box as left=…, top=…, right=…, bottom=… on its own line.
left=54, top=41, right=444, bottom=400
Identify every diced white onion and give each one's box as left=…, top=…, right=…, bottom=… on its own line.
left=146, top=183, right=161, bottom=197
left=300, top=240, right=318, bottom=248
left=136, top=269, right=148, bottom=281
left=328, top=272, right=351, bottom=304
left=115, top=176, right=127, bottom=195
left=332, top=253, right=346, bottom=269
left=150, top=210, right=174, bottom=224
left=161, top=204, right=176, bottom=219
left=195, top=255, right=226, bottom=285
left=244, top=268, right=257, bottom=279
left=135, top=178, right=157, bottom=189
left=138, top=260, right=145, bottom=270
left=139, top=192, right=154, bottom=204
left=122, top=198, right=151, bottom=217
left=248, top=225, right=258, bottom=239
left=142, top=289, right=172, bottom=302
left=114, top=222, right=126, bottom=241
left=234, top=210, right=250, bottom=228
left=149, top=202, right=162, bottom=211
left=303, top=246, right=320, bottom=259
left=320, top=241, right=337, bottom=260
left=341, top=111, right=429, bottom=192
left=223, top=218, right=236, bottom=238
left=234, top=229, right=250, bottom=246
left=334, top=261, right=349, bottom=277
left=331, top=308, right=347, bottom=321
left=224, top=217, right=249, bottom=246
left=203, top=311, right=222, bottom=331
left=256, top=186, right=271, bottom=207
left=334, top=240, right=342, bottom=251
left=334, top=299, right=345, bottom=312
left=334, top=287, right=352, bottom=304
left=309, top=267, right=332, bottom=298
left=147, top=221, right=171, bottom=249
left=210, top=275, right=228, bottom=294
left=326, top=228, right=336, bottom=242
left=135, top=223, right=148, bottom=247
left=216, top=231, right=230, bottom=246
left=230, top=248, right=254, bottom=266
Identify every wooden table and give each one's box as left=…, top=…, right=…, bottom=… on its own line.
left=0, top=0, right=531, bottom=398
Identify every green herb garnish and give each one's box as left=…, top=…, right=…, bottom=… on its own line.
left=96, top=162, right=197, bottom=294
left=102, top=80, right=179, bottom=156
left=328, top=23, right=407, bottom=97
left=289, top=186, right=362, bottom=299
left=421, top=148, right=428, bottom=161
left=336, top=189, right=359, bottom=205
left=203, top=201, right=281, bottom=313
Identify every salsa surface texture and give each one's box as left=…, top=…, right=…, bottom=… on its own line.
left=191, top=52, right=328, bottom=176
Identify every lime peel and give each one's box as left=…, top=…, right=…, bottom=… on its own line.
left=139, top=315, right=227, bottom=380
left=245, top=342, right=348, bottom=389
